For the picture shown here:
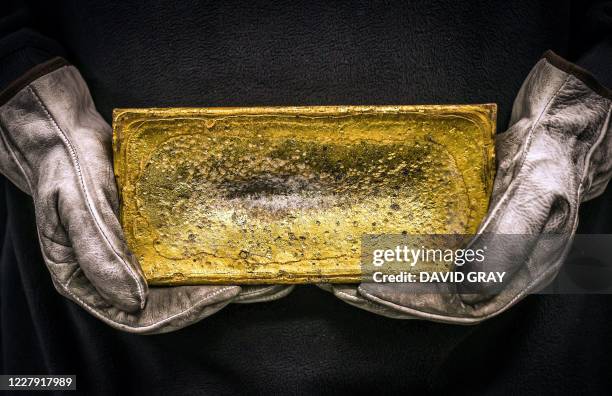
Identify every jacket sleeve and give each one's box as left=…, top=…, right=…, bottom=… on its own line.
left=575, top=1, right=612, bottom=87
left=0, top=0, right=65, bottom=92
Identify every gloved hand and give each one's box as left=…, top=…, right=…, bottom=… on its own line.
left=0, top=58, right=292, bottom=334
left=323, top=51, right=612, bottom=323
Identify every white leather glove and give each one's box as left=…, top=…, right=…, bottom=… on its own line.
left=323, top=51, right=612, bottom=323
left=0, top=58, right=293, bottom=333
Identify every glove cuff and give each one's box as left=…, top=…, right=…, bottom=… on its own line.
left=543, top=50, right=612, bottom=100
left=543, top=51, right=612, bottom=202
left=505, top=51, right=612, bottom=203
left=0, top=57, right=70, bottom=193
left=0, top=57, right=68, bottom=106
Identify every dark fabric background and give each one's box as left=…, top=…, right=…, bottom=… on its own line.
left=1, top=1, right=612, bottom=394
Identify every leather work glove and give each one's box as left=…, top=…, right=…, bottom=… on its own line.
left=0, top=58, right=293, bottom=334
left=323, top=51, right=612, bottom=323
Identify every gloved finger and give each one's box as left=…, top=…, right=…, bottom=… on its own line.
left=52, top=268, right=240, bottom=334
left=320, top=284, right=418, bottom=319
left=358, top=281, right=469, bottom=322
left=234, top=285, right=295, bottom=303
left=54, top=179, right=148, bottom=313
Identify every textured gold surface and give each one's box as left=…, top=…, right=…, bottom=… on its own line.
left=113, top=105, right=496, bottom=284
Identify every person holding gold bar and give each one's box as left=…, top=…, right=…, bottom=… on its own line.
left=1, top=1, right=611, bottom=394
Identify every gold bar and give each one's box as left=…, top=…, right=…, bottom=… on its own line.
left=113, top=105, right=496, bottom=285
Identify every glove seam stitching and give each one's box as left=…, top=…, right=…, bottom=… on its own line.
left=27, top=81, right=146, bottom=307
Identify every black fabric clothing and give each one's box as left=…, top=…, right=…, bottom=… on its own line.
left=1, top=1, right=612, bottom=394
